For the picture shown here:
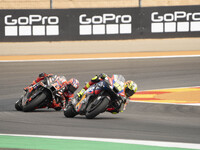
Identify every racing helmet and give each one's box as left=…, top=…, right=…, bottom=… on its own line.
left=124, top=80, right=137, bottom=97
left=67, top=78, right=80, bottom=93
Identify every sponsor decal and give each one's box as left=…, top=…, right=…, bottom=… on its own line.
left=151, top=11, right=200, bottom=33
left=4, top=15, right=59, bottom=36
left=79, top=14, right=132, bottom=35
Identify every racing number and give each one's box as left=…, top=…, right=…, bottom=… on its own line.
left=114, top=82, right=122, bottom=92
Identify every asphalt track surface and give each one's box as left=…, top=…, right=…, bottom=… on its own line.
left=0, top=57, right=200, bottom=144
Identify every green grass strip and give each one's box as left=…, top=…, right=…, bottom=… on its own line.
left=0, top=135, right=195, bottom=150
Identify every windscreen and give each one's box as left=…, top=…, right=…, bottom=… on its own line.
left=48, top=75, right=66, bottom=89
left=113, top=74, right=125, bottom=93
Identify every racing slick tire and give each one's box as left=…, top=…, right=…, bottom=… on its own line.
left=15, top=98, right=23, bottom=111
left=23, top=92, right=46, bottom=112
left=64, top=103, right=78, bottom=118
left=85, top=96, right=109, bottom=119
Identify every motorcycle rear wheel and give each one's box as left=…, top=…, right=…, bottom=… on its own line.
left=23, top=92, right=46, bottom=112
left=85, top=97, right=109, bottom=119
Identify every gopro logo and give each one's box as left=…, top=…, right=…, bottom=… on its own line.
left=4, top=15, right=59, bottom=36
left=151, top=11, right=200, bottom=33
left=79, top=14, right=132, bottom=35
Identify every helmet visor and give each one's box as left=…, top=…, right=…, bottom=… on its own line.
left=125, top=88, right=135, bottom=97
left=68, top=84, right=76, bottom=93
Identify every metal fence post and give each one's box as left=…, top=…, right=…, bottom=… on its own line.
left=50, top=0, right=53, bottom=9
left=139, top=0, right=142, bottom=7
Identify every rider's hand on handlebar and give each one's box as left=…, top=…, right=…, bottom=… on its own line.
left=99, top=73, right=107, bottom=79
left=39, top=72, right=47, bottom=78
left=23, top=87, right=29, bottom=91
left=77, top=89, right=86, bottom=98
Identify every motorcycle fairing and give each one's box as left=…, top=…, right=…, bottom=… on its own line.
left=75, top=94, right=89, bottom=114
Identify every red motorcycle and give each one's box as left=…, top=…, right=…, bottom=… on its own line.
left=15, top=75, right=66, bottom=112
left=64, top=75, right=126, bottom=119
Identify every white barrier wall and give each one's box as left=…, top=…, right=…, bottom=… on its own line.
left=0, top=38, right=200, bottom=56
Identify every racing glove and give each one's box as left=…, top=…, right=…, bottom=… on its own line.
left=91, top=73, right=107, bottom=83
left=77, top=89, right=86, bottom=99
left=23, top=87, right=29, bottom=91
left=39, top=72, right=47, bottom=78
left=99, top=73, right=107, bottom=79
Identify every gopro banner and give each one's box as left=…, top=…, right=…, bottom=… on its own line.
left=69, top=8, right=140, bottom=40
left=0, top=10, right=70, bottom=42
left=0, top=5, right=200, bottom=42
left=141, top=5, right=200, bottom=38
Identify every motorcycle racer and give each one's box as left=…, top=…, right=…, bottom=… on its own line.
left=76, top=73, right=137, bottom=114
left=24, top=72, right=79, bottom=110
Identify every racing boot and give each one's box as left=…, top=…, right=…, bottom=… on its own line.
left=51, top=99, right=62, bottom=111
left=106, top=108, right=119, bottom=114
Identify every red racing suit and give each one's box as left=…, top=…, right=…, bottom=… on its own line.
left=77, top=74, right=128, bottom=114
left=26, top=73, right=74, bottom=109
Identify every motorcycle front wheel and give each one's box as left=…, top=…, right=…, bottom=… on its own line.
left=15, top=98, right=23, bottom=111
left=23, top=92, right=46, bottom=112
